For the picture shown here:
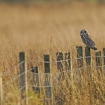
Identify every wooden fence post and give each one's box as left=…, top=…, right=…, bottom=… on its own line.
left=103, top=48, right=105, bottom=70
left=56, top=52, right=64, bottom=81
left=19, top=52, right=28, bottom=105
left=96, top=51, right=102, bottom=70
left=56, top=52, right=63, bottom=71
left=85, top=47, right=91, bottom=65
left=76, top=46, right=83, bottom=67
left=65, top=52, right=71, bottom=70
left=44, top=55, right=51, bottom=105
left=31, top=66, right=40, bottom=93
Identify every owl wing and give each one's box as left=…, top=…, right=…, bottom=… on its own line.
left=81, top=34, right=95, bottom=47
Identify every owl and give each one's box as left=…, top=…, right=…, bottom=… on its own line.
left=80, top=29, right=97, bottom=50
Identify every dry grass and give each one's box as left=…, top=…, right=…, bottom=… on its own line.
left=1, top=2, right=105, bottom=105
left=54, top=66, right=105, bottom=105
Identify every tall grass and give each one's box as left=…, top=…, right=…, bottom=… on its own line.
left=1, top=2, right=105, bottom=105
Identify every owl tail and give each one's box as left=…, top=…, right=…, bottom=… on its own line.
left=91, top=47, right=97, bottom=50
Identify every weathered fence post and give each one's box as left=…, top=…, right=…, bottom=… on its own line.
left=31, top=66, right=40, bottom=93
left=85, top=47, right=91, bottom=76
left=19, top=52, right=28, bottom=105
left=56, top=52, right=64, bottom=80
left=65, top=52, right=71, bottom=70
left=44, top=55, right=51, bottom=105
left=96, top=51, right=102, bottom=70
left=0, top=72, right=2, bottom=105
left=85, top=47, right=91, bottom=65
left=103, top=48, right=105, bottom=70
left=76, top=46, right=83, bottom=67
left=56, top=52, right=63, bottom=71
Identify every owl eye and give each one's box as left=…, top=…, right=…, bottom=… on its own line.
left=84, top=31, right=86, bottom=33
left=81, top=31, right=83, bottom=33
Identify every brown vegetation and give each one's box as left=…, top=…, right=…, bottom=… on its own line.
left=1, top=2, right=105, bottom=105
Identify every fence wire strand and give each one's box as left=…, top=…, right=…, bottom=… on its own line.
left=2, top=55, right=104, bottom=76
left=3, top=64, right=105, bottom=87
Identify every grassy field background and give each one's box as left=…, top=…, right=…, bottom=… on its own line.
left=1, top=1, right=105, bottom=105
left=1, top=2, right=105, bottom=53
left=1, top=2, right=105, bottom=71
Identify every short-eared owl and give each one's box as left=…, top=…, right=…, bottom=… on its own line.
left=80, top=29, right=97, bottom=50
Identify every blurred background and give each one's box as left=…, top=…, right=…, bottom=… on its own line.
left=0, top=0, right=105, bottom=57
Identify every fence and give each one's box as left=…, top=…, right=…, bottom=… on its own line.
left=1, top=46, right=105, bottom=105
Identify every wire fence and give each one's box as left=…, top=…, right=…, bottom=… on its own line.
left=1, top=46, right=105, bottom=105
left=2, top=55, right=104, bottom=76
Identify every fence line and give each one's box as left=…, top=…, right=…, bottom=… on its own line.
left=3, top=64, right=105, bottom=87
left=2, top=55, right=104, bottom=77
left=2, top=46, right=105, bottom=105
left=28, top=55, right=104, bottom=62
left=2, top=64, right=105, bottom=104
left=3, top=56, right=105, bottom=86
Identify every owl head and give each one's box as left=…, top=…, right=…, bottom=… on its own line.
left=80, top=29, right=88, bottom=36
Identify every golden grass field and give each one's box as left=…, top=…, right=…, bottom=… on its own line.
left=1, top=2, right=105, bottom=105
